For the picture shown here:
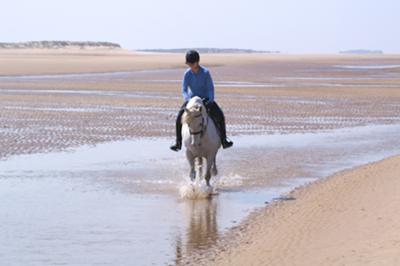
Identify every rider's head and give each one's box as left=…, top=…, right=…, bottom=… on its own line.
left=185, top=50, right=200, bottom=72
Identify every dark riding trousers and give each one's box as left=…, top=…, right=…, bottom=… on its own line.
left=175, top=99, right=227, bottom=143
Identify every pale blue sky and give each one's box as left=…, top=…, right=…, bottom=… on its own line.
left=1, top=0, right=399, bottom=53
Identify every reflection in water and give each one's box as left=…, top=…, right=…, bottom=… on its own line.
left=175, top=199, right=219, bottom=265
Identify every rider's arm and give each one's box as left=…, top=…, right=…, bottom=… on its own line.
left=182, top=72, right=190, bottom=101
left=206, top=71, right=215, bottom=102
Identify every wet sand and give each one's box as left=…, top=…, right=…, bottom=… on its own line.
left=203, top=155, right=400, bottom=266
left=1, top=51, right=400, bottom=265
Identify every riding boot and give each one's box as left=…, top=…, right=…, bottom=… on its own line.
left=209, top=102, right=233, bottom=149
left=218, top=116, right=233, bottom=149
left=170, top=102, right=187, bottom=151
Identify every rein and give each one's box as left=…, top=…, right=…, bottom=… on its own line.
left=188, top=113, right=207, bottom=136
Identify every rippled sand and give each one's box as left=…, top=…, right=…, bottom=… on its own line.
left=1, top=52, right=400, bottom=159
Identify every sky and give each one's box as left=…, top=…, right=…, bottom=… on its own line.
left=1, top=0, right=399, bottom=53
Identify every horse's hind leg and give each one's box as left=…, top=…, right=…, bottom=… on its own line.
left=205, top=156, right=214, bottom=186
left=211, top=156, right=218, bottom=176
left=197, top=157, right=205, bottom=183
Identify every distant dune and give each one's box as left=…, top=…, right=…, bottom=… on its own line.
left=340, top=49, right=383, bottom=55
left=0, top=41, right=122, bottom=50
left=136, top=48, right=280, bottom=54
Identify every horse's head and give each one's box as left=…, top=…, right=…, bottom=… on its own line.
left=182, top=97, right=207, bottom=147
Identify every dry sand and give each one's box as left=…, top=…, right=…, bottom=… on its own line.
left=199, top=155, right=400, bottom=266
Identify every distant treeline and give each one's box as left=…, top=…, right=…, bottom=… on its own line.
left=137, top=48, right=279, bottom=54
left=339, top=49, right=383, bottom=55
left=0, top=41, right=121, bottom=49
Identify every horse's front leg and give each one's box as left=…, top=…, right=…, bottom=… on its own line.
left=186, top=150, right=195, bottom=181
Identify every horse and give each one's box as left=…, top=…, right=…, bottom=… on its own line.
left=181, top=96, right=221, bottom=186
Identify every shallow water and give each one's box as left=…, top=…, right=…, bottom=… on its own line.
left=0, top=88, right=180, bottom=100
left=1, top=124, right=400, bottom=265
left=0, top=69, right=180, bottom=81
left=334, top=64, right=400, bottom=70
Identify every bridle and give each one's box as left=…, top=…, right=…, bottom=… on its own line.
left=188, top=112, right=207, bottom=137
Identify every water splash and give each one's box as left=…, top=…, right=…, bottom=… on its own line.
left=179, top=182, right=213, bottom=199
left=179, top=157, right=216, bottom=199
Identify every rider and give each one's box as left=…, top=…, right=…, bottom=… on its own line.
left=170, top=50, right=233, bottom=151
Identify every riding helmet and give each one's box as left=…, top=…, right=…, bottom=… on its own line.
left=185, top=50, right=200, bottom=64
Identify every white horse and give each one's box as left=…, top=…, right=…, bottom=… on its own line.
left=182, top=96, right=221, bottom=186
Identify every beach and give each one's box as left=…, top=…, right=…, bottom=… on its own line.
left=1, top=50, right=400, bottom=159
left=203, top=155, right=400, bottom=266
left=1, top=50, right=400, bottom=265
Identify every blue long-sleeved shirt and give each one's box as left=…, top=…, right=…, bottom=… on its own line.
left=182, top=65, right=214, bottom=102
